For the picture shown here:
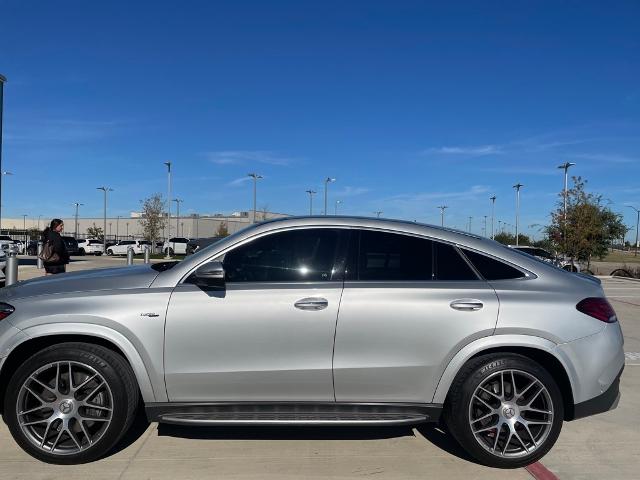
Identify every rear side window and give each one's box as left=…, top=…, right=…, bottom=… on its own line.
left=356, top=230, right=433, bottom=281
left=462, top=249, right=525, bottom=280
left=434, top=243, right=478, bottom=280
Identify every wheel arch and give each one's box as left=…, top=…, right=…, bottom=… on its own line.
left=0, top=330, right=159, bottom=414
left=433, top=335, right=576, bottom=420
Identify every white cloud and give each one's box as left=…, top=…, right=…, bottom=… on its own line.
left=205, top=150, right=293, bottom=166
left=226, top=176, right=253, bottom=187
left=423, top=145, right=502, bottom=156
left=568, top=153, right=638, bottom=164
left=334, top=186, right=370, bottom=197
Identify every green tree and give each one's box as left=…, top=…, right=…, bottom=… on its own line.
left=494, top=232, right=531, bottom=246
left=139, top=194, right=167, bottom=247
left=87, top=223, right=104, bottom=240
left=547, top=176, right=627, bottom=268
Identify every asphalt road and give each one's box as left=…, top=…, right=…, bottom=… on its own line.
left=0, top=265, right=638, bottom=479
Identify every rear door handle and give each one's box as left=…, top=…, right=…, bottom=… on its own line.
left=294, top=297, right=329, bottom=311
left=450, top=299, right=484, bottom=311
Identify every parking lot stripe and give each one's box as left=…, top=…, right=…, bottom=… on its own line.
left=525, top=461, right=559, bottom=480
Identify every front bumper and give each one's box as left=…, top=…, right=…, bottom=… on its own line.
left=573, top=366, right=623, bottom=419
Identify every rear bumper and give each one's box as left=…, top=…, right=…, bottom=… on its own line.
left=572, top=366, right=623, bottom=420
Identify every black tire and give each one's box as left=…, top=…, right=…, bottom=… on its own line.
left=4, top=342, right=139, bottom=464
left=443, top=353, right=564, bottom=469
left=78, top=249, right=86, bottom=256
left=106, top=249, right=113, bottom=256
left=167, top=248, right=174, bottom=256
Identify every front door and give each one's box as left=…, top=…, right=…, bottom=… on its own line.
left=164, top=227, right=347, bottom=402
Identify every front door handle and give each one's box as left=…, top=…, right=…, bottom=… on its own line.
left=450, top=299, right=484, bottom=311
left=294, top=297, right=329, bottom=311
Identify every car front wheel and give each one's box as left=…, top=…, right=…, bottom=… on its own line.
left=444, top=353, right=563, bottom=469
left=4, top=342, right=139, bottom=464
left=106, top=249, right=113, bottom=256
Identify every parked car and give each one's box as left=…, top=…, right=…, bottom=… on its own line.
left=26, top=240, right=38, bottom=256
left=0, top=217, right=623, bottom=466
left=509, top=245, right=581, bottom=272
left=106, top=239, right=151, bottom=256
left=163, top=237, right=190, bottom=255
left=61, top=236, right=79, bottom=256
left=0, top=235, right=14, bottom=251
left=76, top=238, right=104, bottom=256
left=11, top=239, right=25, bottom=254
left=0, top=248, right=6, bottom=279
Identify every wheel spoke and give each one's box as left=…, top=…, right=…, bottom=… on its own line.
left=55, top=363, right=61, bottom=394
left=513, top=430, right=529, bottom=453
left=23, top=385, right=47, bottom=404
left=500, top=372, right=506, bottom=400
left=517, top=379, right=538, bottom=400
left=19, top=405, right=49, bottom=416
left=510, top=371, right=518, bottom=397
left=471, top=411, right=496, bottom=424
left=79, top=420, right=92, bottom=446
left=68, top=362, right=74, bottom=391
left=473, top=394, right=495, bottom=411
left=522, top=422, right=538, bottom=447
left=82, top=381, right=104, bottom=402
left=20, top=418, right=49, bottom=427
left=50, top=428, right=64, bottom=452
left=474, top=424, right=499, bottom=434
left=40, top=421, right=53, bottom=448
left=479, top=386, right=502, bottom=401
left=81, top=404, right=112, bottom=413
left=28, top=376, right=57, bottom=397
left=73, top=373, right=98, bottom=393
left=492, top=423, right=503, bottom=452
left=522, top=406, right=552, bottom=415
left=501, top=431, right=513, bottom=455
left=67, top=428, right=82, bottom=450
left=526, top=388, right=544, bottom=407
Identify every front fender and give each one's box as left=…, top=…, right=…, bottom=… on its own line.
left=17, top=322, right=164, bottom=403
left=431, top=334, right=573, bottom=404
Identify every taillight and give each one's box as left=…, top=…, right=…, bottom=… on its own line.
left=0, top=303, right=14, bottom=321
left=576, top=297, right=617, bottom=323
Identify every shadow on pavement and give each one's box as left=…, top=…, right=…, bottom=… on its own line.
left=107, top=406, right=151, bottom=456
left=17, top=258, right=86, bottom=266
left=415, top=424, right=478, bottom=464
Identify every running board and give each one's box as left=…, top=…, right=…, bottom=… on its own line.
left=146, top=402, right=441, bottom=427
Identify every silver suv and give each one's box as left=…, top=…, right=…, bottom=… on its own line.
left=0, top=217, right=623, bottom=467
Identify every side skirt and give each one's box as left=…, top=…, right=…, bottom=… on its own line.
left=145, top=402, right=443, bottom=427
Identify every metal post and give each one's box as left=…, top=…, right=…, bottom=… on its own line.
left=164, top=162, right=172, bottom=257
left=97, top=187, right=112, bottom=254
left=5, top=246, right=18, bottom=285
left=628, top=206, right=640, bottom=257
left=73, top=202, right=83, bottom=238
left=126, top=246, right=134, bottom=265
left=490, top=196, right=496, bottom=239
left=247, top=173, right=263, bottom=223
left=37, top=241, right=44, bottom=269
left=144, top=245, right=151, bottom=264
left=558, top=162, right=576, bottom=252
left=324, top=177, right=335, bottom=216
left=437, top=206, right=448, bottom=227
left=468, top=216, right=472, bottom=233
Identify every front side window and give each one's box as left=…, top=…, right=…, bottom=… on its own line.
left=355, top=230, right=433, bottom=281
left=222, top=229, right=341, bottom=283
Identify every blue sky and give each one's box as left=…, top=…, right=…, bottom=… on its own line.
left=1, top=0, right=639, bottom=237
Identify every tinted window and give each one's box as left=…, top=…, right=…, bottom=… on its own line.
left=223, top=229, right=340, bottom=282
left=88, top=240, right=102, bottom=245
left=357, top=231, right=433, bottom=281
left=121, top=241, right=134, bottom=245
left=169, top=238, right=188, bottom=243
left=434, top=242, right=478, bottom=280
left=462, top=249, right=525, bottom=280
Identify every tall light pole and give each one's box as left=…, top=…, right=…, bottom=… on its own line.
left=247, top=173, right=263, bottom=223
left=489, top=195, right=496, bottom=239
left=305, top=189, right=316, bottom=215
left=97, top=187, right=113, bottom=254
left=324, top=177, right=336, bottom=216
left=72, top=202, right=83, bottom=238
left=374, top=211, right=383, bottom=218
left=37, top=215, right=42, bottom=230
left=513, top=183, right=523, bottom=246
left=335, top=200, right=342, bottom=215
left=22, top=214, right=27, bottom=246
left=483, top=215, right=488, bottom=237
left=0, top=75, right=6, bottom=235
left=558, top=162, right=576, bottom=250
left=126, top=222, right=129, bottom=239
left=116, top=215, right=121, bottom=241
left=163, top=161, right=172, bottom=240
left=437, top=205, right=448, bottom=227
left=173, top=198, right=184, bottom=240
left=627, top=206, right=640, bottom=257
left=0, top=170, right=12, bottom=232
left=468, top=216, right=473, bottom=233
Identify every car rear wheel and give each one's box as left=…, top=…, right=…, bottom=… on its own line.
left=106, top=249, right=113, bottom=256
left=78, top=249, right=85, bottom=256
left=4, top=343, right=139, bottom=464
left=444, top=353, right=563, bottom=469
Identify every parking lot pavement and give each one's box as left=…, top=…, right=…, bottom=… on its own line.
left=0, top=275, right=638, bottom=479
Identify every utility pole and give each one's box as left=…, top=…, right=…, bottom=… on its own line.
left=248, top=173, right=263, bottom=223
left=97, top=187, right=113, bottom=254
left=489, top=195, right=496, bottom=239
left=73, top=202, right=83, bottom=238
left=513, top=183, right=523, bottom=246
left=558, top=162, right=576, bottom=252
left=627, top=206, right=640, bottom=257
left=324, top=177, right=336, bottom=215
left=468, top=216, right=473, bottom=233
left=335, top=200, right=342, bottom=215
left=0, top=74, right=6, bottom=234
left=437, top=206, right=448, bottom=227
left=483, top=215, right=488, bottom=237
left=305, top=189, right=316, bottom=215
left=164, top=161, right=172, bottom=247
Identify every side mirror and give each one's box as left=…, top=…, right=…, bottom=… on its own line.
left=193, top=261, right=225, bottom=287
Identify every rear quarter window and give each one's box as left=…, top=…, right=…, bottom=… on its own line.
left=462, top=249, right=525, bottom=280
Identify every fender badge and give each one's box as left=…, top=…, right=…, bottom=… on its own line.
left=140, top=312, right=160, bottom=317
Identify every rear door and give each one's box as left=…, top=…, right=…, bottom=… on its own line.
left=333, top=230, right=499, bottom=403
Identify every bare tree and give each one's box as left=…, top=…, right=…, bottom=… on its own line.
left=139, top=194, right=167, bottom=251
left=215, top=221, right=229, bottom=237
left=87, top=223, right=104, bottom=240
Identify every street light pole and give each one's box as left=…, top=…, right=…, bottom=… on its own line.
left=72, top=202, right=83, bottom=238
left=163, top=161, right=172, bottom=239
left=558, top=162, right=576, bottom=251
left=468, top=216, right=473, bottom=233
left=483, top=215, right=488, bottom=237
left=627, top=206, right=640, bottom=257
left=513, top=183, right=523, bottom=246
left=0, top=74, right=6, bottom=234
left=437, top=206, right=448, bottom=227
left=324, top=177, right=336, bottom=216
left=305, top=190, right=316, bottom=215
left=374, top=211, right=383, bottom=218
left=335, top=200, right=342, bottom=215
left=0, top=170, right=12, bottom=233
left=22, top=214, right=27, bottom=247
left=247, top=173, right=263, bottom=223
left=173, top=198, right=183, bottom=240
left=490, top=195, right=496, bottom=239
left=97, top=187, right=113, bottom=254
